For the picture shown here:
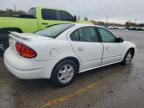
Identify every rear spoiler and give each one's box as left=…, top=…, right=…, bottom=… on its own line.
left=9, top=32, right=31, bottom=41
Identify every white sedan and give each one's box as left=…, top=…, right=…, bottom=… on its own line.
left=4, top=24, right=136, bottom=86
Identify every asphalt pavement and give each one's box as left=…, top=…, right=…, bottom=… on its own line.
left=0, top=29, right=144, bottom=108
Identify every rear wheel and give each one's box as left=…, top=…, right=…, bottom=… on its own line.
left=121, top=50, right=133, bottom=65
left=51, top=59, right=78, bottom=87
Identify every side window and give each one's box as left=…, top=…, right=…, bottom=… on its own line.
left=70, top=27, right=98, bottom=42
left=98, top=27, right=116, bottom=43
left=58, top=10, right=74, bottom=21
left=42, top=9, right=57, bottom=20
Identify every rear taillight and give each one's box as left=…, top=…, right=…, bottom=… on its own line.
left=15, top=42, right=37, bottom=58
left=15, top=42, right=22, bottom=52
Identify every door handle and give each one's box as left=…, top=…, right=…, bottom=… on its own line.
left=42, top=22, right=48, bottom=25
left=78, top=47, right=84, bottom=51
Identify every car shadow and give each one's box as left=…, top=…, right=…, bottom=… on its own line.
left=15, top=62, right=133, bottom=90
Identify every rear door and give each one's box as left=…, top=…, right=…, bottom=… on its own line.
left=69, top=26, right=103, bottom=71
left=39, top=9, right=60, bottom=29
left=97, top=27, right=124, bottom=65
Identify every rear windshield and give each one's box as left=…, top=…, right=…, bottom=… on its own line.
left=35, top=24, right=75, bottom=38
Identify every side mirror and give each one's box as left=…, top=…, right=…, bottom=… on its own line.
left=115, top=37, right=124, bottom=43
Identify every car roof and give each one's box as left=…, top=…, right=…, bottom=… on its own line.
left=73, top=23, right=102, bottom=28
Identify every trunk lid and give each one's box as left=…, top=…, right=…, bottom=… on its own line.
left=9, top=32, right=53, bottom=55
left=9, top=32, right=53, bottom=41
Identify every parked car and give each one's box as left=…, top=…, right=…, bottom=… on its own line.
left=0, top=7, right=92, bottom=55
left=128, top=26, right=144, bottom=31
left=4, top=24, right=136, bottom=86
left=107, top=26, right=118, bottom=29
left=142, top=27, right=144, bottom=31
left=128, top=26, right=136, bottom=30
left=118, top=26, right=126, bottom=30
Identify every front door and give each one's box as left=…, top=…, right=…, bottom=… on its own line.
left=98, top=27, right=124, bottom=65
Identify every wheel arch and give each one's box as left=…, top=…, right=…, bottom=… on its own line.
left=51, top=56, right=81, bottom=77
left=128, top=47, right=135, bottom=58
left=0, top=27, right=23, bottom=33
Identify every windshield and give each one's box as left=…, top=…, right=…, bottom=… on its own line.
left=35, top=24, right=75, bottom=38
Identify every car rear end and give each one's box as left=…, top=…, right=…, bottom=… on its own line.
left=4, top=32, right=56, bottom=79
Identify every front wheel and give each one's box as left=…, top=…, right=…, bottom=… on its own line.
left=121, top=50, right=133, bottom=65
left=50, top=59, right=78, bottom=87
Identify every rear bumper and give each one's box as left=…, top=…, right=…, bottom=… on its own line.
left=4, top=48, right=58, bottom=79
left=4, top=59, right=47, bottom=79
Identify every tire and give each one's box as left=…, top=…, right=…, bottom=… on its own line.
left=0, top=29, right=22, bottom=57
left=121, top=50, right=133, bottom=65
left=50, top=59, right=78, bottom=87
left=0, top=32, right=9, bottom=57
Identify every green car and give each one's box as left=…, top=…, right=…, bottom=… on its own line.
left=0, top=7, right=91, bottom=55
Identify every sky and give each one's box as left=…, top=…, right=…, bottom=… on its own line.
left=0, top=0, right=144, bottom=24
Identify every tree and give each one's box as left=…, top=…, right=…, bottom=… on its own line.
left=139, top=23, right=144, bottom=27
left=91, top=20, right=105, bottom=25
left=0, top=9, right=26, bottom=17
left=125, top=21, right=136, bottom=27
